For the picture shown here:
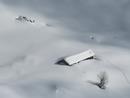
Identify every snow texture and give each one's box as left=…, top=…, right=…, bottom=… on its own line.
left=0, top=1, right=130, bottom=98
left=64, top=49, right=95, bottom=65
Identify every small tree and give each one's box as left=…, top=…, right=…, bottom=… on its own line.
left=88, top=72, right=108, bottom=90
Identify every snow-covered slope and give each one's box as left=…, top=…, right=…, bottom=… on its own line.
left=0, top=1, right=130, bottom=98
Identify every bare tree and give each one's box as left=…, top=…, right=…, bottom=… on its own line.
left=88, top=72, right=108, bottom=90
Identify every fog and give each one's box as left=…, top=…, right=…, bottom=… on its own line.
left=0, top=0, right=130, bottom=98
left=1, top=0, right=130, bottom=46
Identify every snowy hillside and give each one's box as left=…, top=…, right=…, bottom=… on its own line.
left=0, top=0, right=130, bottom=98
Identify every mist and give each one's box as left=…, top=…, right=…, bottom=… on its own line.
left=0, top=1, right=130, bottom=98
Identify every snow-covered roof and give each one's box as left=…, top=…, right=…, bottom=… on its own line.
left=64, top=49, right=95, bottom=65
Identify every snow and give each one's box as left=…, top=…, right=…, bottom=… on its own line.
left=0, top=1, right=130, bottom=98
left=64, top=49, right=95, bottom=65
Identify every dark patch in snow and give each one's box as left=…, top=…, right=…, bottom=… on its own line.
left=15, top=16, right=35, bottom=23
left=88, top=72, right=108, bottom=90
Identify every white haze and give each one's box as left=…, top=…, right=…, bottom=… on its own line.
left=0, top=1, right=130, bottom=98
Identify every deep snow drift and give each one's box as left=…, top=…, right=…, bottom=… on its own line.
left=0, top=1, right=130, bottom=98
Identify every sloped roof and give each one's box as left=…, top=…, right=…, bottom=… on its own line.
left=64, top=49, right=95, bottom=65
